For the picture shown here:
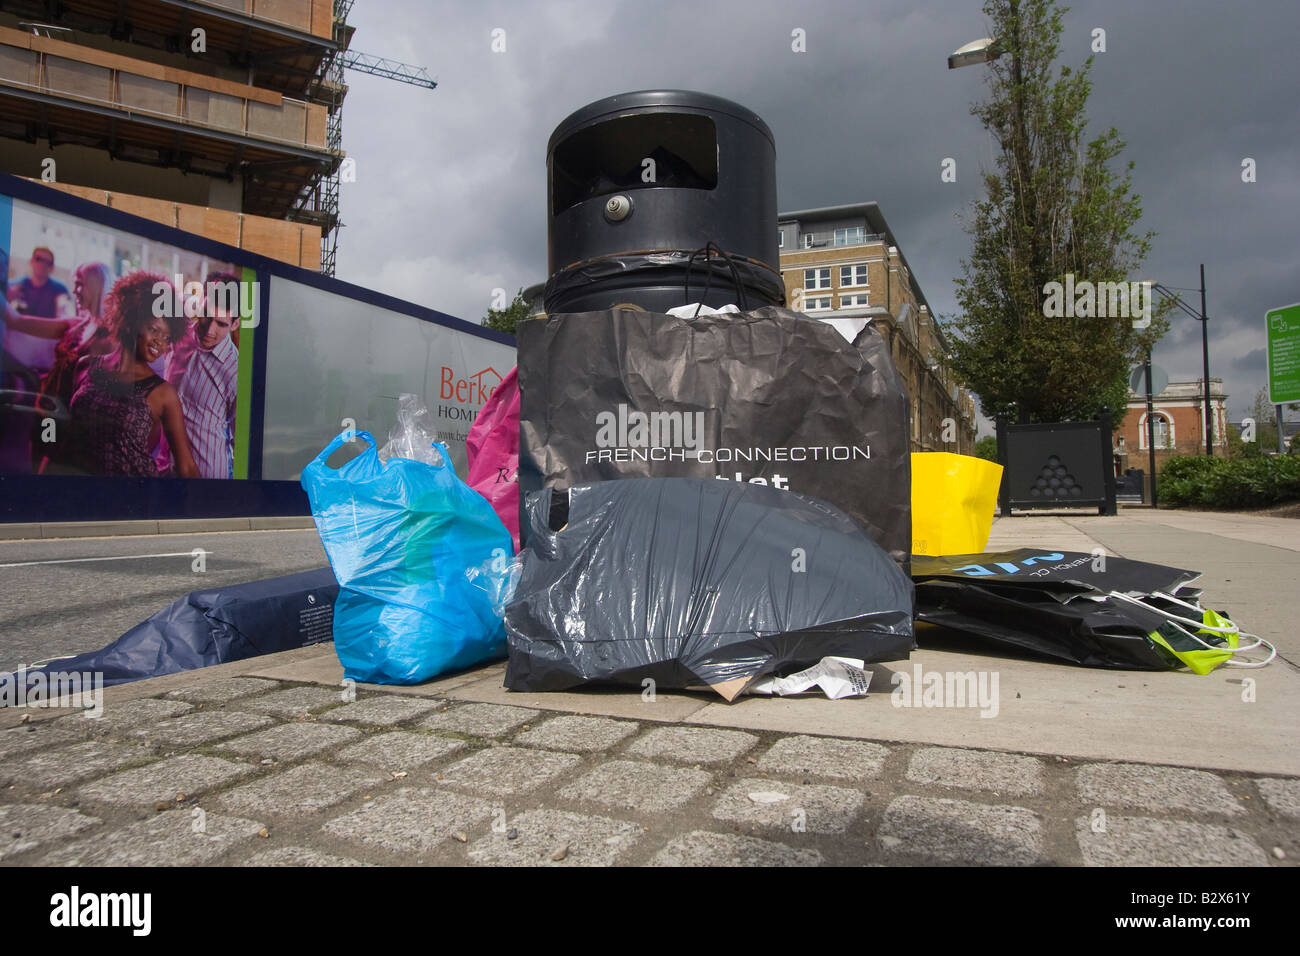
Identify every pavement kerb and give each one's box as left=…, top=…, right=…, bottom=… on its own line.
left=0, top=517, right=316, bottom=541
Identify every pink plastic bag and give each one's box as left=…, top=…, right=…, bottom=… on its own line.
left=466, top=365, right=520, bottom=551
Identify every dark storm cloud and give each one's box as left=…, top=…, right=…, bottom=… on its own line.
left=336, top=0, right=1297, bottom=418
left=1233, top=348, right=1266, bottom=373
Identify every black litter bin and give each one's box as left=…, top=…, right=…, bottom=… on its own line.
left=544, top=89, right=784, bottom=314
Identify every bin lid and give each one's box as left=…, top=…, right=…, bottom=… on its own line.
left=547, top=89, right=775, bottom=155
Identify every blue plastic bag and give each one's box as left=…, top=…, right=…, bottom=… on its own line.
left=301, top=430, right=514, bottom=684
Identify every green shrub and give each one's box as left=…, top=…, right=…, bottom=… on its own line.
left=974, top=435, right=999, bottom=463
left=1160, top=454, right=1300, bottom=508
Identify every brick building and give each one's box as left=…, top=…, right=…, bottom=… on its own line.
left=1115, top=378, right=1229, bottom=473
left=778, top=202, right=978, bottom=454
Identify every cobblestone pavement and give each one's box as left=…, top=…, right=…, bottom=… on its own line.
left=1, top=679, right=1295, bottom=867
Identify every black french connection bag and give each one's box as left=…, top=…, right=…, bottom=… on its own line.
left=515, top=304, right=912, bottom=568
left=504, top=477, right=915, bottom=700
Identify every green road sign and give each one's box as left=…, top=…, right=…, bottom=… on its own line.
left=1266, top=302, right=1300, bottom=404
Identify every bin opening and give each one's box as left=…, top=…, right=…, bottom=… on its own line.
left=551, top=113, right=718, bottom=216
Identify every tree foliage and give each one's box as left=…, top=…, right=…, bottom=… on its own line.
left=1238, top=385, right=1280, bottom=455
left=974, top=434, right=1000, bottom=462
left=949, top=0, right=1168, bottom=426
left=481, top=288, right=530, bottom=335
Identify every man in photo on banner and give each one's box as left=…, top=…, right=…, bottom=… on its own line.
left=7, top=246, right=72, bottom=320
left=156, top=271, right=240, bottom=479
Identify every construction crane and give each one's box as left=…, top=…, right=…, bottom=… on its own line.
left=341, top=51, right=437, bottom=90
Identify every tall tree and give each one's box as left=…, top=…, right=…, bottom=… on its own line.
left=481, top=288, right=531, bottom=335
left=949, top=0, right=1167, bottom=425
left=1244, top=384, right=1280, bottom=452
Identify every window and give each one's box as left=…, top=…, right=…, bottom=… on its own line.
left=802, top=296, right=832, bottom=312
left=840, top=293, right=871, bottom=307
left=1153, top=415, right=1170, bottom=449
left=778, top=230, right=784, bottom=249
left=840, top=264, right=869, bottom=288
left=804, top=268, right=830, bottom=290
left=833, top=226, right=864, bottom=246
left=1140, top=412, right=1174, bottom=450
left=803, top=233, right=815, bottom=249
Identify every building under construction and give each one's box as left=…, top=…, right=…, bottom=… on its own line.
left=0, top=0, right=358, bottom=272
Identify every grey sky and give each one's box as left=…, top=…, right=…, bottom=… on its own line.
left=334, top=0, right=1299, bottom=423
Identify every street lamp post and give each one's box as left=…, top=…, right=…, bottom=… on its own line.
left=948, top=37, right=1003, bottom=69
left=1151, top=267, right=1213, bottom=456
left=1144, top=351, right=1158, bottom=507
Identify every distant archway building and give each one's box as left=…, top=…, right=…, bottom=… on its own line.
left=1115, top=378, right=1229, bottom=473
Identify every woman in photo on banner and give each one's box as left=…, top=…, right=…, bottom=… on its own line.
left=64, top=271, right=199, bottom=477
left=2, top=262, right=117, bottom=473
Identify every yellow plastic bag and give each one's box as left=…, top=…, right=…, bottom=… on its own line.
left=911, top=452, right=1003, bottom=556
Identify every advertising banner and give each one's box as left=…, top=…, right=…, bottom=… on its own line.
left=0, top=195, right=254, bottom=481
left=261, top=275, right=514, bottom=480
left=0, top=174, right=515, bottom=522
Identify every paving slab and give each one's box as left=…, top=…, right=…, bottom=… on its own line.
left=240, top=654, right=347, bottom=688
left=322, top=787, right=495, bottom=856
left=336, top=731, right=468, bottom=770
left=79, top=645, right=338, bottom=712
left=77, top=698, right=194, bottom=736
left=986, top=514, right=1109, bottom=554
left=216, top=762, right=384, bottom=818
left=240, top=847, right=372, bottom=867
left=626, top=726, right=758, bottom=764
left=128, top=711, right=275, bottom=749
left=418, top=702, right=539, bottom=737
left=651, top=830, right=823, bottom=867
left=1076, top=762, right=1244, bottom=816
left=0, top=804, right=100, bottom=861
left=515, top=715, right=639, bottom=752
left=757, top=735, right=889, bottom=781
left=0, top=722, right=85, bottom=760
left=710, top=778, right=864, bottom=834
left=1255, top=778, right=1300, bottom=818
left=1101, top=509, right=1300, bottom=554
left=1075, top=814, right=1271, bottom=866
left=243, top=654, right=498, bottom=699
left=878, top=795, right=1045, bottom=865
left=1063, top=513, right=1300, bottom=670
left=690, top=646, right=1300, bottom=776
left=906, top=747, right=1046, bottom=797
left=214, top=722, right=361, bottom=762
left=38, top=810, right=265, bottom=866
left=464, top=809, right=640, bottom=867
left=436, top=746, right=581, bottom=796
left=446, top=672, right=714, bottom=723
left=167, top=677, right=281, bottom=705
left=324, top=695, right=445, bottom=727
left=0, top=740, right=156, bottom=789
left=558, top=760, right=712, bottom=812
left=77, top=753, right=258, bottom=807
left=230, top=685, right=347, bottom=718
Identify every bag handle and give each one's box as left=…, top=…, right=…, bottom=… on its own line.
left=1107, top=590, right=1276, bottom=667
left=313, top=429, right=376, bottom=469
